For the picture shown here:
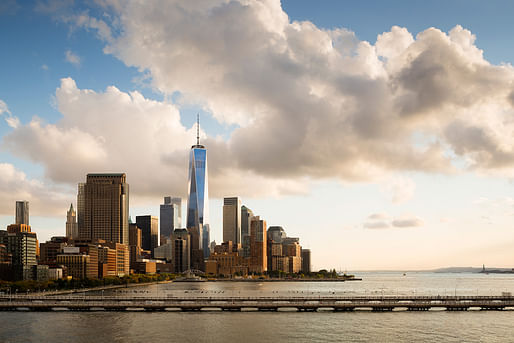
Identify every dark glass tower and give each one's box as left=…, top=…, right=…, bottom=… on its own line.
left=186, top=116, right=210, bottom=258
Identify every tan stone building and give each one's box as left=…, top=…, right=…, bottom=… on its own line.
left=206, top=251, right=248, bottom=276
left=78, top=173, right=129, bottom=245
left=103, top=242, right=129, bottom=276
left=271, top=256, right=289, bottom=272
left=97, top=246, right=116, bottom=277
left=223, top=197, right=241, bottom=246
left=56, top=253, right=92, bottom=279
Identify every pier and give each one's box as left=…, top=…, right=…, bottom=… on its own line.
left=1, top=295, right=513, bottom=312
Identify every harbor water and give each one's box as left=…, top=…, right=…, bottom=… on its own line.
left=1, top=272, right=514, bottom=342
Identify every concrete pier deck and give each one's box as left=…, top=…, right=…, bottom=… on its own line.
left=1, top=295, right=513, bottom=312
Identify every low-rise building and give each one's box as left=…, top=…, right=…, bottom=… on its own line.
left=39, top=236, right=68, bottom=267
left=48, top=268, right=63, bottom=280
left=56, top=254, right=91, bottom=279
left=207, top=251, right=248, bottom=277
left=154, top=242, right=173, bottom=262
left=132, top=261, right=156, bottom=274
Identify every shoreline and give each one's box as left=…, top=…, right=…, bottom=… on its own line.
left=200, top=278, right=362, bottom=282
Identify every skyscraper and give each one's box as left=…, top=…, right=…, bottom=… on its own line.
left=15, top=201, right=29, bottom=225
left=172, top=228, right=190, bottom=273
left=202, top=224, right=210, bottom=259
left=128, top=223, right=142, bottom=269
left=223, top=197, right=242, bottom=246
left=0, top=230, right=37, bottom=280
left=136, top=215, right=159, bottom=257
left=77, top=183, right=85, bottom=233
left=301, top=248, right=311, bottom=273
left=186, top=115, right=209, bottom=257
left=66, top=203, right=78, bottom=239
left=160, top=196, right=181, bottom=243
left=78, top=173, right=129, bottom=245
left=241, top=205, right=253, bottom=258
left=250, top=216, right=267, bottom=274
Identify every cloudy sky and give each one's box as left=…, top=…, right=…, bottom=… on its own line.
left=1, top=0, right=514, bottom=270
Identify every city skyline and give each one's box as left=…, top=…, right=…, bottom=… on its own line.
left=2, top=1, right=514, bottom=270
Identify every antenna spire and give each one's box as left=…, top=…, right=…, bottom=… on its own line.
left=196, top=113, right=200, bottom=145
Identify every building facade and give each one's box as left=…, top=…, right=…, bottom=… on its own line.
left=172, top=229, right=190, bottom=273
left=56, top=253, right=91, bottom=279
left=241, top=205, right=253, bottom=258
left=128, top=223, right=142, bottom=269
left=66, top=204, right=78, bottom=239
left=154, top=242, right=173, bottom=262
left=250, top=216, right=267, bottom=273
left=136, top=215, right=159, bottom=257
left=186, top=122, right=210, bottom=257
left=301, top=248, right=311, bottom=273
left=0, top=230, right=37, bottom=281
left=160, top=196, right=181, bottom=243
left=78, top=173, right=129, bottom=245
left=15, top=201, right=29, bottom=225
left=223, top=197, right=242, bottom=247
left=39, top=236, right=68, bottom=267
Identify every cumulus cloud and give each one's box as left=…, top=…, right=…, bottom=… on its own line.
left=3, top=78, right=305, bottom=203
left=6, top=0, right=514, bottom=203
left=98, top=1, right=514, bottom=178
left=0, top=163, right=72, bottom=216
left=391, top=216, right=424, bottom=228
left=364, top=213, right=423, bottom=229
left=64, top=50, right=80, bottom=66
left=0, top=99, right=20, bottom=128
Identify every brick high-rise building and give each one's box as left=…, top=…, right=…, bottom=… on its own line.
left=128, top=223, right=142, bottom=269
left=78, top=173, right=129, bottom=245
left=250, top=216, right=267, bottom=273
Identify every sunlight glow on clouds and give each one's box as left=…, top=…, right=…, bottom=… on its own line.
left=0, top=163, right=72, bottom=216
left=364, top=213, right=424, bottom=229
left=4, top=0, right=514, bottom=209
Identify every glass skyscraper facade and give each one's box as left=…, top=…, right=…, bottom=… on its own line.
left=160, top=196, right=181, bottom=244
left=186, top=143, right=210, bottom=256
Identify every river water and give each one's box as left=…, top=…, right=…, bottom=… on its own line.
left=1, top=272, right=514, bottom=342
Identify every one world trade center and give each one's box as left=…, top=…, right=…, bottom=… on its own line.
left=186, top=115, right=210, bottom=260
